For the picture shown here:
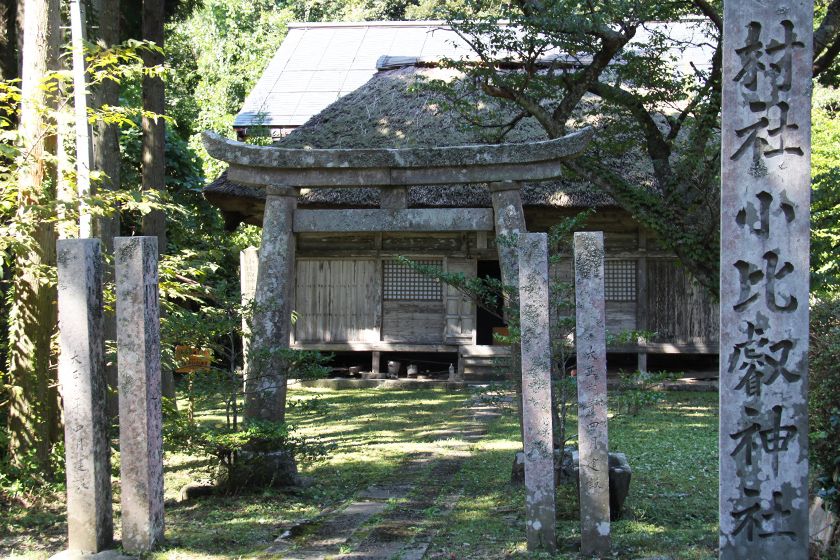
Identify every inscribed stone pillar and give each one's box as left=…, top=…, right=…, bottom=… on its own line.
left=719, top=3, right=812, bottom=558
left=240, top=246, right=259, bottom=371
left=573, top=231, right=611, bottom=557
left=247, top=185, right=297, bottom=423
left=115, top=236, right=164, bottom=553
left=517, top=233, right=556, bottom=553
left=56, top=239, right=114, bottom=553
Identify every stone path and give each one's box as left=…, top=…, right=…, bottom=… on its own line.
left=267, top=399, right=501, bottom=560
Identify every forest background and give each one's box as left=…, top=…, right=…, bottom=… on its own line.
left=0, top=0, right=838, bottom=500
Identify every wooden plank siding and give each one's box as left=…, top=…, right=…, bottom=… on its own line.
left=645, top=258, right=718, bottom=344
left=382, top=301, right=445, bottom=343
left=287, top=208, right=719, bottom=352
left=294, top=259, right=379, bottom=342
left=444, top=258, right=477, bottom=344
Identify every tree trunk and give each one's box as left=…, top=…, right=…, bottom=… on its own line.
left=70, top=0, right=92, bottom=237
left=91, top=0, right=122, bottom=417
left=7, top=0, right=61, bottom=471
left=141, top=0, right=166, bottom=254
left=141, top=0, right=175, bottom=400
left=0, top=0, right=18, bottom=80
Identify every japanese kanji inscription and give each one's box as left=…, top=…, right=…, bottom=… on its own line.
left=720, top=2, right=812, bottom=559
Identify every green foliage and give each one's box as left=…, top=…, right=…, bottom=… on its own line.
left=809, top=296, right=840, bottom=514
left=811, top=85, right=840, bottom=296
left=0, top=39, right=179, bottom=478
left=159, top=274, right=332, bottom=489
left=165, top=0, right=296, bottom=177
left=418, top=1, right=727, bottom=294
left=403, top=211, right=594, bottom=448
left=612, top=370, right=677, bottom=417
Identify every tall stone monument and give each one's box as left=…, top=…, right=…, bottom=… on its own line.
left=573, top=231, right=610, bottom=557
left=720, top=2, right=812, bottom=558
left=517, top=233, right=556, bottom=553
left=56, top=239, right=114, bottom=552
left=115, top=237, right=164, bottom=553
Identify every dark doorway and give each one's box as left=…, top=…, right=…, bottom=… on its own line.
left=476, top=260, right=506, bottom=345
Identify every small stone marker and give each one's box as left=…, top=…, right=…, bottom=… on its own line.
left=57, top=239, right=114, bottom=553
left=115, top=237, right=164, bottom=553
left=240, top=246, right=259, bottom=370
left=517, top=232, right=556, bottom=553
left=720, top=3, right=812, bottom=558
left=573, top=231, right=610, bottom=556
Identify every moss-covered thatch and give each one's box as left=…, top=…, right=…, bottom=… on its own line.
left=205, top=66, right=654, bottom=226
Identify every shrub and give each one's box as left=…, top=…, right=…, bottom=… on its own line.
left=810, top=296, right=840, bottom=514
left=613, top=370, right=677, bottom=417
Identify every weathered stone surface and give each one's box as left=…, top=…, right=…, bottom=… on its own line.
left=292, top=208, right=494, bottom=233
left=574, top=231, right=611, bottom=556
left=177, top=481, right=217, bottom=502
left=56, top=239, right=113, bottom=553
left=809, top=496, right=838, bottom=552
left=246, top=187, right=296, bottom=423
left=229, top=449, right=299, bottom=488
left=571, top=451, right=632, bottom=522
left=239, top=246, right=259, bottom=371
left=491, top=181, right=526, bottom=305
left=203, top=128, right=593, bottom=172
left=720, top=3, right=812, bottom=558
left=511, top=449, right=632, bottom=521
left=379, top=186, right=407, bottom=209
left=115, top=237, right=164, bottom=553
left=204, top=127, right=594, bottom=188
left=517, top=233, right=556, bottom=553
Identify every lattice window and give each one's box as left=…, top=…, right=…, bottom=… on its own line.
left=604, top=260, right=637, bottom=302
left=383, top=260, right=442, bottom=301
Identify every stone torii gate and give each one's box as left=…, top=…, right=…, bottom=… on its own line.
left=204, top=127, right=592, bottom=550
left=203, top=128, right=593, bottom=421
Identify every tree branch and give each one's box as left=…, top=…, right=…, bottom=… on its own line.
left=667, top=34, right=722, bottom=142
left=480, top=79, right=564, bottom=137
left=587, top=81, right=673, bottom=180
left=691, top=0, right=722, bottom=32
left=815, top=0, right=840, bottom=63
left=550, top=26, right=635, bottom=126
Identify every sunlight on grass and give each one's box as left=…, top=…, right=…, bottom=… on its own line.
left=3, top=385, right=721, bottom=560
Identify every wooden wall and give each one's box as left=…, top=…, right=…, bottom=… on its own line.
left=646, top=258, right=719, bottom=344
left=294, top=259, right=379, bottom=342
left=382, top=301, right=445, bottom=343
left=290, top=208, right=720, bottom=351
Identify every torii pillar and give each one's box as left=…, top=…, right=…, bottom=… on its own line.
left=490, top=181, right=527, bottom=295
left=247, top=185, right=297, bottom=423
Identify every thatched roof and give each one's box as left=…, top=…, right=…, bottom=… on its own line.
left=205, top=66, right=656, bottom=226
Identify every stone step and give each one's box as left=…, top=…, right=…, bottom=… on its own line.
left=458, top=345, right=512, bottom=358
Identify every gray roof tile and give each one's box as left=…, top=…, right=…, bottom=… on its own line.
left=234, top=20, right=715, bottom=129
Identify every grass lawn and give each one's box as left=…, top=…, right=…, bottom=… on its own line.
left=425, top=389, right=719, bottom=559
left=2, top=385, right=719, bottom=559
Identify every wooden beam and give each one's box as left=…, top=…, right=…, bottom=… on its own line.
left=291, top=342, right=460, bottom=353
left=293, top=209, right=494, bottom=233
